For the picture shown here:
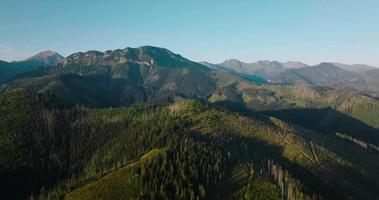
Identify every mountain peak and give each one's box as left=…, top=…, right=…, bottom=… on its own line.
left=282, top=61, right=308, bottom=69
left=26, top=50, right=64, bottom=66
left=224, top=58, right=245, bottom=63
left=256, top=60, right=273, bottom=64
left=220, top=59, right=246, bottom=68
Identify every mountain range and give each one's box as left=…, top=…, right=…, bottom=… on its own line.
left=205, top=59, right=307, bottom=81
left=0, top=46, right=379, bottom=200
left=207, top=59, right=379, bottom=97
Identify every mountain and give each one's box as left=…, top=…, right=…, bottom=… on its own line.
left=215, top=60, right=379, bottom=97
left=55, top=46, right=208, bottom=75
left=26, top=50, right=64, bottom=66
left=219, top=59, right=284, bottom=80
left=199, top=61, right=267, bottom=84
left=274, top=63, right=379, bottom=97
left=0, top=51, right=63, bottom=82
left=331, top=62, right=376, bottom=73
left=282, top=61, right=309, bottom=69
left=1, top=46, right=379, bottom=200
left=2, top=46, right=215, bottom=106
left=333, top=68, right=379, bottom=97
left=274, top=63, right=354, bottom=85
left=215, top=59, right=309, bottom=81
left=0, top=60, right=45, bottom=82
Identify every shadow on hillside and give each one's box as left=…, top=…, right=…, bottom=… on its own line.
left=212, top=100, right=292, bottom=128
left=212, top=100, right=379, bottom=147
left=262, top=107, right=379, bottom=146
left=213, top=100, right=249, bottom=113
left=205, top=101, right=379, bottom=199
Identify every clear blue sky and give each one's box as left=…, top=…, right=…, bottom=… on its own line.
left=0, top=0, right=378, bottom=66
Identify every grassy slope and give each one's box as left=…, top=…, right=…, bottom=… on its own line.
left=65, top=148, right=165, bottom=200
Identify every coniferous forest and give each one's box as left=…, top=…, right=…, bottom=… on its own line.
left=1, top=86, right=379, bottom=200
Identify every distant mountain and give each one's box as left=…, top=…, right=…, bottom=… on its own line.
left=332, top=68, right=379, bottom=97
left=282, top=61, right=309, bottom=69
left=331, top=62, right=376, bottom=73
left=0, top=50, right=63, bottom=82
left=25, top=50, right=64, bottom=66
left=218, top=59, right=282, bottom=80
left=0, top=60, right=44, bottom=82
left=216, top=59, right=309, bottom=80
left=274, top=63, right=379, bottom=97
left=274, top=63, right=354, bottom=85
left=199, top=61, right=267, bottom=84
left=215, top=60, right=378, bottom=94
